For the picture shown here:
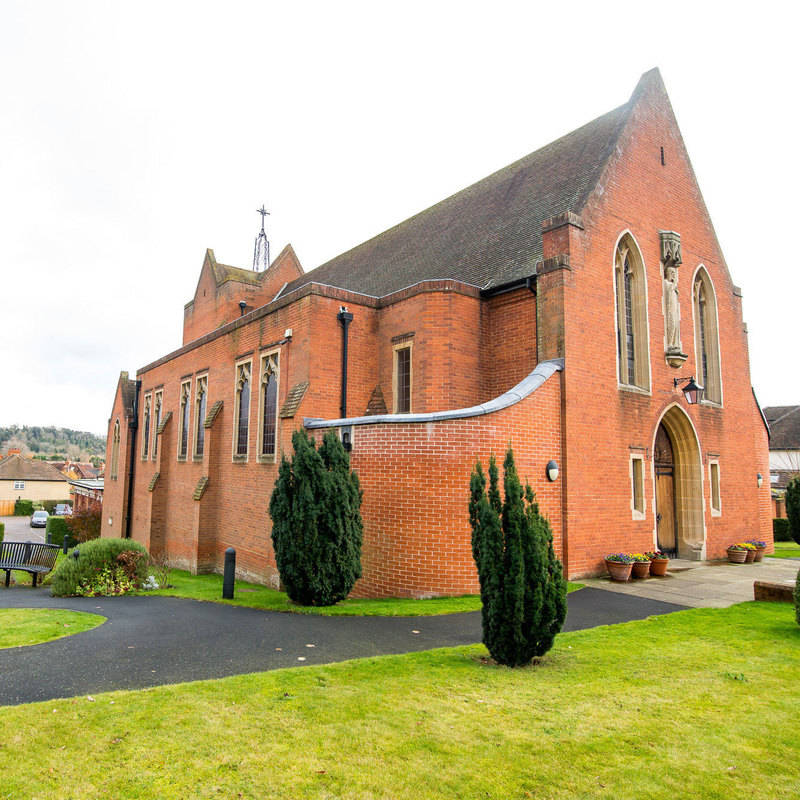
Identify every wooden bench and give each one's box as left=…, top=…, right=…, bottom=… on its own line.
left=0, top=541, right=61, bottom=588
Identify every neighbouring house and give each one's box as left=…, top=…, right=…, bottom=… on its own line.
left=62, top=461, right=103, bottom=481
left=68, top=478, right=104, bottom=515
left=103, top=69, right=771, bottom=597
left=0, top=453, right=70, bottom=515
left=763, top=406, right=800, bottom=518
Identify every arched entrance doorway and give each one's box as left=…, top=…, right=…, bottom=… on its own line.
left=653, top=406, right=705, bottom=560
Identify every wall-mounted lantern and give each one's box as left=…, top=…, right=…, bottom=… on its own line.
left=546, top=460, right=559, bottom=482
left=673, top=375, right=703, bottom=405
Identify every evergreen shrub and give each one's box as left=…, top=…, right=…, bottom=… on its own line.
left=51, top=538, right=149, bottom=596
left=14, top=499, right=33, bottom=516
left=0, top=522, right=4, bottom=543
left=773, top=518, right=791, bottom=542
left=269, top=429, right=363, bottom=606
left=795, top=569, right=800, bottom=627
left=786, top=477, right=800, bottom=545
left=469, top=447, right=567, bottom=667
left=46, top=516, right=71, bottom=546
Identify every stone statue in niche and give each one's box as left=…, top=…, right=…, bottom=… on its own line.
left=660, top=230, right=687, bottom=368
left=664, top=266, right=681, bottom=350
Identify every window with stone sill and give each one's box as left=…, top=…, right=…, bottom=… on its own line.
left=630, top=455, right=646, bottom=519
left=141, top=393, right=152, bottom=460
left=233, top=361, right=251, bottom=460
left=110, top=419, right=120, bottom=480
left=258, top=352, right=279, bottom=462
left=194, top=375, right=208, bottom=459
left=693, top=268, right=722, bottom=405
left=393, top=343, right=412, bottom=413
left=710, top=460, right=721, bottom=515
left=178, top=381, right=191, bottom=461
left=614, top=235, right=650, bottom=391
left=152, top=391, right=162, bottom=460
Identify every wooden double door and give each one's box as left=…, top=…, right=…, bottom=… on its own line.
left=654, top=424, right=678, bottom=557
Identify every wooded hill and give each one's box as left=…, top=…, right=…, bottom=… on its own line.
left=0, top=425, right=106, bottom=462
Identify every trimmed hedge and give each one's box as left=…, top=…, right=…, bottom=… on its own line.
left=14, top=499, right=33, bottom=516
left=51, top=538, right=149, bottom=597
left=45, top=516, right=71, bottom=546
left=773, top=518, right=792, bottom=542
left=0, top=522, right=4, bottom=543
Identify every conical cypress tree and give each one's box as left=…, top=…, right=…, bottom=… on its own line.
left=269, top=429, right=362, bottom=605
left=786, top=476, right=800, bottom=546
left=469, top=446, right=567, bottom=666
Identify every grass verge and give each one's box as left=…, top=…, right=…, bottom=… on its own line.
left=0, top=602, right=798, bottom=799
left=0, top=609, right=105, bottom=649
left=138, top=569, right=583, bottom=615
left=767, top=541, right=800, bottom=559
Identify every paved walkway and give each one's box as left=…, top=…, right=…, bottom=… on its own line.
left=581, top=557, right=800, bottom=608
left=0, top=588, right=685, bottom=706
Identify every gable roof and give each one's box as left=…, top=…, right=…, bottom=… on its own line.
left=0, top=454, right=68, bottom=482
left=763, top=406, right=800, bottom=449
left=278, top=74, right=658, bottom=299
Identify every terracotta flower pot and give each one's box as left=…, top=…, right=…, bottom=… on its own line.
left=605, top=560, right=633, bottom=582
left=744, top=548, right=756, bottom=563
left=631, top=561, right=651, bottom=579
left=727, top=548, right=747, bottom=564
left=753, top=546, right=766, bottom=562
left=649, top=558, right=669, bottom=577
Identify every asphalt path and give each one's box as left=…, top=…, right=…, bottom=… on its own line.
left=0, top=588, right=687, bottom=706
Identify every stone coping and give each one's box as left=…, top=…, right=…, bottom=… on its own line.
left=304, top=359, right=564, bottom=429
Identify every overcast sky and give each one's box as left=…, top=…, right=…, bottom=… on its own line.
left=2, top=1, right=797, bottom=436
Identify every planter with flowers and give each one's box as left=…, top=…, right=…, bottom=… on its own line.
left=726, top=544, right=748, bottom=564
left=629, top=553, right=652, bottom=579
left=646, top=550, right=670, bottom=576
left=605, top=553, right=634, bottom=582
left=747, top=540, right=767, bottom=562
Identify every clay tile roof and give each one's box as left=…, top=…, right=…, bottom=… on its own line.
left=763, top=406, right=800, bottom=450
left=279, top=76, right=644, bottom=298
left=0, top=454, right=69, bottom=482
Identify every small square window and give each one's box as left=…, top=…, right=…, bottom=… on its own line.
left=14, top=480, right=25, bottom=490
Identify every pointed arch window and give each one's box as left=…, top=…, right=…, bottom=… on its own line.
left=614, top=236, right=650, bottom=390
left=110, top=420, right=120, bottom=480
left=258, top=352, right=279, bottom=461
left=693, top=268, right=721, bottom=404
left=141, top=394, right=152, bottom=460
left=152, top=391, right=162, bottom=459
left=233, top=361, right=251, bottom=460
left=194, top=375, right=208, bottom=459
left=178, top=381, right=191, bottom=460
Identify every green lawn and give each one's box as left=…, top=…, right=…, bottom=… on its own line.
left=767, top=541, right=800, bottom=559
left=139, top=568, right=583, bottom=615
left=0, top=609, right=105, bottom=648
left=1, top=602, right=798, bottom=799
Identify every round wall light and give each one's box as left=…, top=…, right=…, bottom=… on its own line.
left=546, top=460, right=559, bottom=482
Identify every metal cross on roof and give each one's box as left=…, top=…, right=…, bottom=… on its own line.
left=253, top=204, right=271, bottom=272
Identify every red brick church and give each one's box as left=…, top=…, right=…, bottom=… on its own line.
left=103, top=69, right=772, bottom=596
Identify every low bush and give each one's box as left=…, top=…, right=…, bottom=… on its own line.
left=45, top=517, right=71, bottom=546
left=0, top=522, right=4, bottom=543
left=14, top=499, right=33, bottom=516
left=773, top=518, right=792, bottom=542
left=51, top=538, right=149, bottom=597
left=65, top=508, right=101, bottom=543
left=787, top=477, right=800, bottom=545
